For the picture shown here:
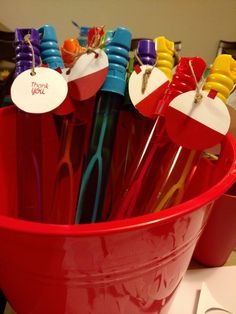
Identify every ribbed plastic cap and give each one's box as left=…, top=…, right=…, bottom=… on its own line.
left=14, top=28, right=40, bottom=77
left=15, top=28, right=39, bottom=46
left=38, top=25, right=64, bottom=69
left=38, top=25, right=57, bottom=42
left=176, top=57, right=206, bottom=81
left=137, top=39, right=156, bottom=65
left=101, top=27, right=132, bottom=95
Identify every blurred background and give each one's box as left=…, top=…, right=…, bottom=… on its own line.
left=0, top=0, right=236, bottom=64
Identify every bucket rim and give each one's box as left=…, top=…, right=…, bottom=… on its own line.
left=0, top=134, right=236, bottom=236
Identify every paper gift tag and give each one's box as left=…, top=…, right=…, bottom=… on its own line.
left=68, top=48, right=108, bottom=101
left=53, top=68, right=77, bottom=115
left=197, top=283, right=232, bottom=314
left=11, top=67, right=68, bottom=114
left=128, top=65, right=169, bottom=118
left=165, top=90, right=231, bottom=150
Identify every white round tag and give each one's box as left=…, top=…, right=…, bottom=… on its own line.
left=128, top=65, right=169, bottom=118
left=52, top=68, right=77, bottom=115
left=11, top=67, right=68, bottom=114
left=165, top=90, right=231, bottom=150
left=68, top=48, right=108, bottom=101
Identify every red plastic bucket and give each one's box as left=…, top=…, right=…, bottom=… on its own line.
left=193, top=182, right=236, bottom=267
left=0, top=106, right=236, bottom=314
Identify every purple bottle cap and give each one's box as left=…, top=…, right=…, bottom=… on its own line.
left=16, top=52, right=40, bottom=64
left=137, top=39, right=156, bottom=65
left=14, top=28, right=40, bottom=77
left=16, top=44, right=40, bottom=55
left=15, top=28, right=40, bottom=47
left=15, top=60, right=35, bottom=77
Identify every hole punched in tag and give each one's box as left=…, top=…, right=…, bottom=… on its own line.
left=24, top=33, right=37, bottom=76
left=134, top=49, right=158, bottom=94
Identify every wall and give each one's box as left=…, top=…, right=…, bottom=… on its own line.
left=0, top=0, right=236, bottom=64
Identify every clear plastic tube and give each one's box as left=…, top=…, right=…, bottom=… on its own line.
left=109, top=56, right=206, bottom=220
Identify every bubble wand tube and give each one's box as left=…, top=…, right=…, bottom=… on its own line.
left=38, top=24, right=66, bottom=136
left=154, top=54, right=236, bottom=212
left=14, top=28, right=42, bottom=221
left=75, top=27, right=131, bottom=224
left=40, top=27, right=92, bottom=224
left=110, top=55, right=206, bottom=220
left=100, top=39, right=157, bottom=221
left=38, top=25, right=73, bottom=224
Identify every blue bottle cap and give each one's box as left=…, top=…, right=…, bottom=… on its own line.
left=101, top=27, right=132, bottom=96
left=38, top=25, right=64, bottom=69
left=38, top=24, right=57, bottom=42
left=80, top=26, right=90, bottom=36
